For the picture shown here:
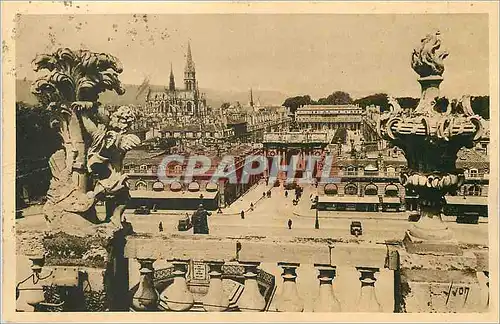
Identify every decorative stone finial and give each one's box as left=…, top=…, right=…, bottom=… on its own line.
left=411, top=30, right=449, bottom=78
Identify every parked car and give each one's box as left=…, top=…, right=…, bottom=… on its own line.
left=284, top=182, right=297, bottom=190
left=134, top=206, right=151, bottom=215
left=350, top=221, right=363, bottom=236
left=178, top=215, right=192, bottom=231
left=408, top=211, right=420, bottom=222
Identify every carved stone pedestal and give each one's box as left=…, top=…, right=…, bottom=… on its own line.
left=403, top=231, right=461, bottom=255
left=396, top=250, right=483, bottom=313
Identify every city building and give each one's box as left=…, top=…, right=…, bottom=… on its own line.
left=317, top=147, right=407, bottom=212
left=144, top=42, right=208, bottom=121
left=123, top=144, right=263, bottom=210
left=295, top=104, right=363, bottom=131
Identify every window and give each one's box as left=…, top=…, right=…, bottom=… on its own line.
left=365, top=183, right=378, bottom=196
left=469, top=168, right=479, bottom=178
left=385, top=184, right=399, bottom=197
left=344, top=183, right=358, bottom=196
left=346, top=166, right=356, bottom=176
left=135, top=181, right=147, bottom=191
left=467, top=185, right=481, bottom=196
left=324, top=183, right=338, bottom=196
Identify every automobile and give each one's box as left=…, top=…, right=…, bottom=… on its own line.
left=284, top=182, right=297, bottom=190
left=178, top=215, right=192, bottom=231
left=134, top=206, right=151, bottom=215
left=408, top=211, right=420, bottom=222
left=273, top=180, right=280, bottom=187
left=350, top=221, right=363, bottom=236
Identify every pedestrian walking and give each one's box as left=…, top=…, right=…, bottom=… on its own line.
left=217, top=206, right=223, bottom=214
left=158, top=221, right=163, bottom=232
left=288, top=219, right=292, bottom=229
left=285, top=190, right=288, bottom=198
left=250, top=203, right=254, bottom=211
left=241, top=210, right=245, bottom=219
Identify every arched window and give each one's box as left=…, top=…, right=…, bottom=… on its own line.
left=187, top=102, right=193, bottom=113
left=344, top=183, right=358, bottom=196
left=365, top=183, right=378, bottom=196
left=386, top=166, right=396, bottom=177
left=385, top=184, right=399, bottom=197
left=135, top=180, right=147, bottom=191
left=324, top=183, right=338, bottom=196
left=467, top=185, right=481, bottom=196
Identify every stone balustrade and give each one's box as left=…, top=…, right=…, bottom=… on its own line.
left=123, top=234, right=395, bottom=312
left=16, top=233, right=489, bottom=313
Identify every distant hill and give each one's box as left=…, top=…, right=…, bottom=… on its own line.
left=15, top=79, right=289, bottom=108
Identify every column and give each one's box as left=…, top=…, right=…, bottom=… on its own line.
left=132, top=258, right=159, bottom=311
left=313, top=265, right=341, bottom=312
left=160, top=260, right=194, bottom=311
left=237, top=262, right=266, bottom=312
left=355, top=267, right=382, bottom=312
left=202, top=261, right=229, bottom=312
left=275, top=262, right=303, bottom=312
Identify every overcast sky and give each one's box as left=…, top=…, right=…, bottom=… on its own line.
left=15, top=14, right=489, bottom=99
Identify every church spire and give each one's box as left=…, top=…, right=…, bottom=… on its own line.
left=184, top=41, right=196, bottom=91
left=169, top=63, right=176, bottom=91
left=185, top=41, right=195, bottom=73
left=250, top=88, right=254, bottom=107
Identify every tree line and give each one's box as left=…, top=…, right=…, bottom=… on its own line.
left=282, top=91, right=490, bottom=120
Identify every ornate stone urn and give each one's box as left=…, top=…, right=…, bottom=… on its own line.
left=379, top=31, right=484, bottom=253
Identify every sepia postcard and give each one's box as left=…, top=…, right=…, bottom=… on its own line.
left=2, top=1, right=499, bottom=323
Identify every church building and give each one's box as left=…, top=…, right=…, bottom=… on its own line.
left=145, top=42, right=208, bottom=120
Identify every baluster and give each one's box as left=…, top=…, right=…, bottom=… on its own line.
left=237, top=262, right=266, bottom=312
left=132, top=258, right=159, bottom=311
left=202, top=261, right=229, bottom=312
left=313, top=265, right=341, bottom=312
left=275, top=262, right=303, bottom=312
left=160, top=260, right=194, bottom=311
left=356, top=267, right=382, bottom=312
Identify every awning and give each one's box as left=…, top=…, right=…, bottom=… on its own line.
left=170, top=182, right=182, bottom=192
left=364, top=164, right=378, bottom=171
left=152, top=181, right=165, bottom=190
left=319, top=195, right=380, bottom=204
left=188, top=182, right=200, bottom=192
left=445, top=196, right=488, bottom=206
left=130, top=190, right=218, bottom=200
left=382, top=197, right=401, bottom=204
left=206, top=182, right=218, bottom=192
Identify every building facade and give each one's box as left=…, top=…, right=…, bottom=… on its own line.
left=295, top=104, right=363, bottom=131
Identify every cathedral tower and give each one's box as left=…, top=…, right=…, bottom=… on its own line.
left=169, top=63, right=176, bottom=91
left=184, top=41, right=196, bottom=91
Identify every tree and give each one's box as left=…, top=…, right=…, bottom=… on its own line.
left=282, top=95, right=313, bottom=114
left=354, top=93, right=389, bottom=111
left=396, top=97, right=419, bottom=110
left=317, top=91, right=353, bottom=105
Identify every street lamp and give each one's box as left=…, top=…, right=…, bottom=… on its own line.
left=315, top=196, right=320, bottom=229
